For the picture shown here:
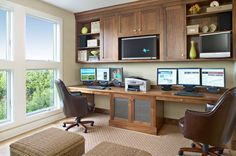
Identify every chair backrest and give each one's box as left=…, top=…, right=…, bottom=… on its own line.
left=209, top=87, right=236, bottom=145
left=55, top=79, right=88, bottom=117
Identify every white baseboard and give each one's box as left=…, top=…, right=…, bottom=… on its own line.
left=0, top=112, right=65, bottom=142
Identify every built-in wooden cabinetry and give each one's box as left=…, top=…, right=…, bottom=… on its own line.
left=109, top=93, right=163, bottom=134
left=164, top=5, right=186, bottom=60
left=100, top=15, right=118, bottom=61
left=74, top=0, right=236, bottom=63
left=118, top=8, right=161, bottom=37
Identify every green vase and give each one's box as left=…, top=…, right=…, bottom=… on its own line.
left=189, top=40, right=197, bottom=59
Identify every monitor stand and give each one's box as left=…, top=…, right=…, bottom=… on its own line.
left=207, top=87, right=220, bottom=94
left=161, top=85, right=172, bottom=91
left=183, top=85, right=196, bottom=92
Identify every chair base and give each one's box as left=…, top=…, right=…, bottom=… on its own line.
left=63, top=117, right=94, bottom=133
left=178, top=142, right=224, bottom=156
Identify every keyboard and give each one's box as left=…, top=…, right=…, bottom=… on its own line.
left=174, top=91, right=203, bottom=97
left=87, top=86, right=106, bottom=90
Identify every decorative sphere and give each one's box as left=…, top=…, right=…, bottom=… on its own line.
left=81, top=27, right=88, bottom=34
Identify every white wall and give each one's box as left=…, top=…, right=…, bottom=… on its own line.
left=83, top=61, right=235, bottom=119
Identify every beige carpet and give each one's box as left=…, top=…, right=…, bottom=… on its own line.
left=0, top=113, right=232, bottom=156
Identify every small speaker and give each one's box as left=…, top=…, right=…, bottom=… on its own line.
left=218, top=12, right=232, bottom=31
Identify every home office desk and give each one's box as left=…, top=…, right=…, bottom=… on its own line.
left=69, top=85, right=222, bottom=135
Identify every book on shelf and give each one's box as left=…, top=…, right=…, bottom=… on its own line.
left=91, top=21, right=100, bottom=34
left=77, top=50, right=88, bottom=61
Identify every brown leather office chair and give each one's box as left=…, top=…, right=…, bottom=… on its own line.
left=178, top=87, right=236, bottom=156
left=55, top=79, right=94, bottom=133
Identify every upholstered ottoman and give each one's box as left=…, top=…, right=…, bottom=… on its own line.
left=10, top=128, right=85, bottom=156
left=84, top=141, right=151, bottom=156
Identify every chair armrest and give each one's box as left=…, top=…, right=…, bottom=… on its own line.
left=70, top=91, right=82, bottom=96
left=183, top=110, right=212, bottom=143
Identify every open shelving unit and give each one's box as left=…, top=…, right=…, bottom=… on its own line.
left=186, top=0, right=233, bottom=60
left=76, top=20, right=100, bottom=63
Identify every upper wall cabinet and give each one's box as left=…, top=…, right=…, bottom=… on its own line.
left=164, top=5, right=186, bottom=60
left=100, top=15, right=118, bottom=61
left=118, top=7, right=161, bottom=37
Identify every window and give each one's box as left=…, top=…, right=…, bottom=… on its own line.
left=0, top=71, right=11, bottom=123
left=0, top=8, right=11, bottom=60
left=25, top=15, right=59, bottom=61
left=26, top=70, right=57, bottom=114
left=25, top=13, right=61, bottom=115
left=0, top=7, right=12, bottom=124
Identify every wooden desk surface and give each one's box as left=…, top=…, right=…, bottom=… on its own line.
left=69, top=85, right=221, bottom=105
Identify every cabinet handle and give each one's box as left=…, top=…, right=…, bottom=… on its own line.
left=138, top=28, right=141, bottom=31
left=181, top=53, right=184, bottom=57
left=133, top=29, right=137, bottom=32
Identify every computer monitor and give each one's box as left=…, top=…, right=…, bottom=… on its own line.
left=96, top=68, right=110, bottom=81
left=110, top=68, right=123, bottom=82
left=178, top=68, right=201, bottom=92
left=201, top=68, right=225, bottom=93
left=157, top=68, right=177, bottom=91
left=80, top=68, right=96, bottom=82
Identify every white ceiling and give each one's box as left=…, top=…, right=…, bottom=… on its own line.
left=41, top=0, right=138, bottom=13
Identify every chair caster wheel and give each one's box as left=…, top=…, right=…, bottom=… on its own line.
left=191, top=143, right=196, bottom=148
left=84, top=129, right=87, bottom=133
left=91, top=122, right=94, bottom=126
left=178, top=150, right=184, bottom=156
left=218, top=149, right=224, bottom=154
left=62, top=123, right=66, bottom=127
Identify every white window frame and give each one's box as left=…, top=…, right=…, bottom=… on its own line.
left=24, top=9, right=63, bottom=116
left=0, top=5, right=13, bottom=124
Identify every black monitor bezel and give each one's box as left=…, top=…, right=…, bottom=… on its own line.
left=201, top=68, right=226, bottom=88
left=80, top=68, right=96, bottom=82
left=110, top=67, right=124, bottom=82
left=177, top=68, right=201, bottom=86
left=157, top=68, right=178, bottom=85
left=199, top=31, right=231, bottom=54
left=96, top=67, right=110, bottom=82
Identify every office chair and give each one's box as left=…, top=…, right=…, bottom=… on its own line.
left=178, top=87, right=236, bottom=156
left=55, top=79, right=94, bottom=133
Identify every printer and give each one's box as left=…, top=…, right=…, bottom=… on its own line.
left=125, top=77, right=151, bottom=92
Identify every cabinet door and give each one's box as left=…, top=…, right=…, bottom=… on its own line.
left=100, top=15, right=118, bottom=61
left=111, top=94, right=130, bottom=120
left=139, top=8, right=160, bottom=35
left=118, top=12, right=137, bottom=37
left=164, top=5, right=186, bottom=60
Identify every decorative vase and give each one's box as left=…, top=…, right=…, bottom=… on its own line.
left=81, top=27, right=88, bottom=34
left=189, top=40, right=197, bottom=59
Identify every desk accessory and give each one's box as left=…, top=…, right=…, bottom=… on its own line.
left=189, top=41, right=197, bottom=59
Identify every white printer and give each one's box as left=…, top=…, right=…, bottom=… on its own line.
left=125, top=77, right=151, bottom=92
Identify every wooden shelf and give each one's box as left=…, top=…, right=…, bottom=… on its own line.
left=76, top=58, right=235, bottom=64
left=78, top=46, right=100, bottom=50
left=187, top=30, right=232, bottom=36
left=186, top=9, right=232, bottom=18
left=79, top=32, right=100, bottom=36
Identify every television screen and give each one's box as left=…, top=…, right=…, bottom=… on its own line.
left=110, top=68, right=123, bottom=82
left=96, top=68, right=110, bottom=81
left=201, top=68, right=225, bottom=88
left=200, top=31, right=231, bottom=58
left=157, top=68, right=177, bottom=85
left=121, top=35, right=158, bottom=60
left=178, top=68, right=201, bottom=86
left=80, top=68, right=96, bottom=82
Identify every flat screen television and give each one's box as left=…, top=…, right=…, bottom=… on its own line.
left=121, top=35, right=158, bottom=60
left=199, top=31, right=231, bottom=58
